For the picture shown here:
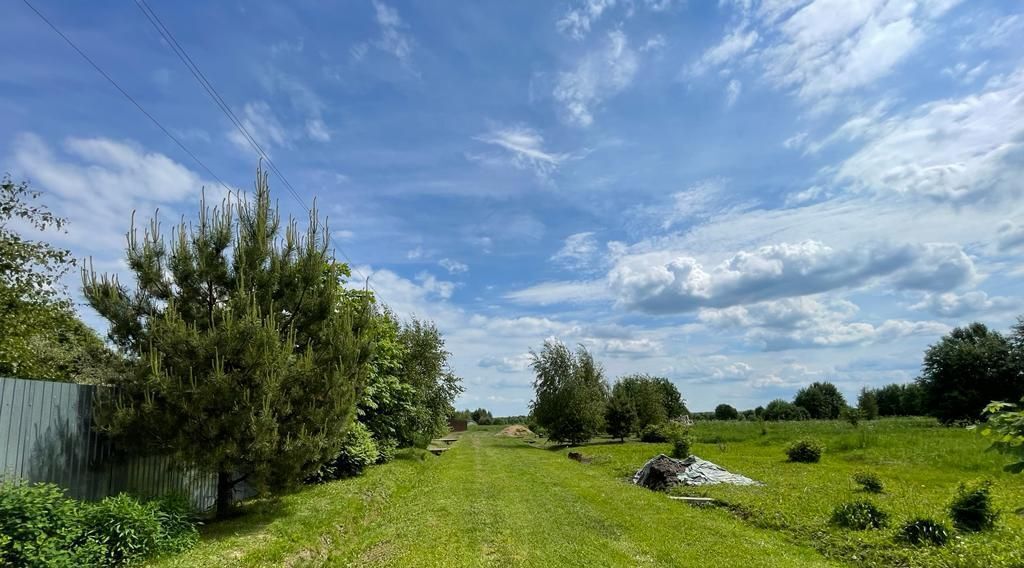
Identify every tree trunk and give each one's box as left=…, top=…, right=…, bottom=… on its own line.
left=216, top=471, right=234, bottom=519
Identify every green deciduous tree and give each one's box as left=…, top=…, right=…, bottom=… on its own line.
left=610, top=374, right=687, bottom=435
left=919, top=323, right=1023, bottom=424
left=395, top=317, right=463, bottom=445
left=857, top=387, right=879, bottom=420
left=605, top=390, right=637, bottom=442
left=530, top=341, right=607, bottom=445
left=83, top=169, right=374, bottom=517
left=980, top=399, right=1024, bottom=473
left=355, top=307, right=417, bottom=461
left=714, top=404, right=740, bottom=420
left=794, top=382, right=847, bottom=419
left=1, top=176, right=124, bottom=383
left=763, top=399, right=808, bottom=421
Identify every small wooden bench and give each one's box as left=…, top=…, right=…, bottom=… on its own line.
left=427, top=447, right=449, bottom=456
left=438, top=438, right=459, bottom=445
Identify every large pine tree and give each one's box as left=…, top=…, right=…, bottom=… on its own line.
left=84, top=168, right=373, bottom=516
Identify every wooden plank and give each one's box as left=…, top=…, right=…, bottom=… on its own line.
left=668, top=496, right=716, bottom=503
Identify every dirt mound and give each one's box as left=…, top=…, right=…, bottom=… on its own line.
left=633, top=454, right=761, bottom=491
left=496, top=424, right=535, bottom=437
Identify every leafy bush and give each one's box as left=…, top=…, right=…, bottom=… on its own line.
left=830, top=500, right=889, bottom=530
left=898, top=518, right=950, bottom=546
left=0, top=479, right=84, bottom=567
left=313, top=421, right=380, bottom=481
left=375, top=436, right=399, bottom=464
left=786, top=439, right=823, bottom=463
left=640, top=421, right=688, bottom=443
left=949, top=480, right=998, bottom=532
left=79, top=494, right=165, bottom=566
left=980, top=399, right=1024, bottom=473
left=852, top=471, right=883, bottom=493
left=149, top=494, right=199, bottom=554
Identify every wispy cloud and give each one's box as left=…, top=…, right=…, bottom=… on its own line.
left=554, top=30, right=639, bottom=127
left=472, top=125, right=572, bottom=178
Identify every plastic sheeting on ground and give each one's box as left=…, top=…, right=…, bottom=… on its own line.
left=632, top=454, right=762, bottom=491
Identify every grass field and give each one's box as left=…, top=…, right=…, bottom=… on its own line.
left=151, top=419, right=1023, bottom=567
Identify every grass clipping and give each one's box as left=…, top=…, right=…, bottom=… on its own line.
left=496, top=425, right=535, bottom=437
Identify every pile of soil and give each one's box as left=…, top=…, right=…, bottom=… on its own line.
left=633, top=454, right=761, bottom=491
left=496, top=424, right=535, bottom=437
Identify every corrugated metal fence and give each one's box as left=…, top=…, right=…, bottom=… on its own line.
left=0, top=376, right=218, bottom=511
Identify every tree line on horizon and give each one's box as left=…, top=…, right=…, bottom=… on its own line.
left=1, top=170, right=463, bottom=517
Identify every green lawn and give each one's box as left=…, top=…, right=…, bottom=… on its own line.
left=151, top=419, right=1022, bottom=567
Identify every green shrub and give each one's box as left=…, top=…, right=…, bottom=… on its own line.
left=830, top=500, right=889, bottom=530
left=786, top=439, right=823, bottom=463
left=640, top=421, right=687, bottom=443
left=852, top=471, right=883, bottom=493
left=80, top=494, right=165, bottom=566
left=898, top=518, right=950, bottom=546
left=375, top=436, right=399, bottom=464
left=949, top=480, right=998, bottom=532
left=0, top=479, right=84, bottom=567
left=313, top=421, right=380, bottom=481
left=671, top=434, right=692, bottom=459
left=149, top=494, right=199, bottom=554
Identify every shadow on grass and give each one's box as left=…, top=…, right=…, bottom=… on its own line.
left=196, top=495, right=292, bottom=543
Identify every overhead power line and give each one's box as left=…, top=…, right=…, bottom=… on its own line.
left=131, top=0, right=380, bottom=297
left=19, top=0, right=236, bottom=197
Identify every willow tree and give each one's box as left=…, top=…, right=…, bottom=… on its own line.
left=84, top=167, right=373, bottom=516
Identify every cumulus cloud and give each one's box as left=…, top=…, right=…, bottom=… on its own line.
left=834, top=69, right=1024, bottom=205
left=9, top=133, right=209, bottom=251
left=551, top=232, right=600, bottom=269
left=472, top=125, right=571, bottom=179
left=554, top=30, right=639, bottom=127
left=479, top=353, right=533, bottom=373
left=608, top=240, right=975, bottom=314
left=910, top=291, right=1016, bottom=318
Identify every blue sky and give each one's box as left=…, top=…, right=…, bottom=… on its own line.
left=4, top=0, right=1024, bottom=414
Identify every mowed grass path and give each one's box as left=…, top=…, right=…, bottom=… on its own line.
left=153, top=429, right=833, bottom=567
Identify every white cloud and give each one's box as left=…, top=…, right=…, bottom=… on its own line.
left=942, top=61, right=989, bottom=84
left=698, top=0, right=963, bottom=107
left=640, top=35, right=667, bottom=53
left=305, top=118, right=330, bottom=142
left=479, top=354, right=533, bottom=373
left=551, top=232, right=600, bottom=269
left=473, top=125, right=571, bottom=178
left=372, top=0, right=414, bottom=66
left=228, top=101, right=287, bottom=153
left=910, top=291, right=1016, bottom=318
left=554, top=30, right=639, bottom=127
left=997, top=221, right=1024, bottom=253
left=726, top=79, right=742, bottom=107
left=9, top=133, right=209, bottom=252
left=415, top=272, right=455, bottom=300
left=505, top=280, right=610, bottom=305
left=439, top=258, right=469, bottom=274
left=406, top=246, right=425, bottom=260
left=688, top=26, right=759, bottom=76
left=557, top=0, right=617, bottom=40
left=834, top=69, right=1024, bottom=205
left=608, top=240, right=975, bottom=314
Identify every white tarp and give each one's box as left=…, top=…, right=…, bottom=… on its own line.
left=632, top=454, right=762, bottom=488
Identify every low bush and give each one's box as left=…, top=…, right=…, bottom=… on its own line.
left=786, top=439, right=823, bottom=463
left=80, top=494, right=165, bottom=565
left=949, top=480, right=998, bottom=532
left=313, top=421, right=381, bottom=481
left=0, top=479, right=199, bottom=566
left=375, top=436, right=399, bottom=464
left=830, top=500, right=889, bottom=530
left=150, top=494, right=200, bottom=554
left=852, top=471, right=883, bottom=493
left=898, top=518, right=950, bottom=546
left=640, top=421, right=688, bottom=443
left=0, top=479, right=84, bottom=567
left=671, top=435, right=692, bottom=459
